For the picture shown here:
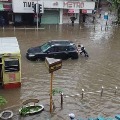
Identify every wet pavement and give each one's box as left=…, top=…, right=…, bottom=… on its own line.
left=0, top=8, right=120, bottom=120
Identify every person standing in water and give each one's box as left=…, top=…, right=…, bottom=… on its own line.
left=78, top=44, right=89, bottom=57
left=70, top=16, right=77, bottom=26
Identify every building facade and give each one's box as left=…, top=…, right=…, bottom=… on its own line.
left=1, top=0, right=95, bottom=26
left=0, top=0, right=12, bottom=26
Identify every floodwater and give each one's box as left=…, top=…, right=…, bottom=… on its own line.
left=0, top=21, right=120, bottom=120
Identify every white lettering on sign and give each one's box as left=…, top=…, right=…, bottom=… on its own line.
left=63, top=1, right=84, bottom=9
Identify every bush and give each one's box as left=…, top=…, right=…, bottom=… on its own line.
left=0, top=96, right=7, bottom=106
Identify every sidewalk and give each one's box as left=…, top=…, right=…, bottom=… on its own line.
left=85, top=5, right=117, bottom=26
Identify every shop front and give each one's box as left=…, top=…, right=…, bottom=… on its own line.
left=62, top=9, right=79, bottom=24
left=13, top=13, right=34, bottom=26
left=12, top=0, right=36, bottom=26
left=12, top=0, right=95, bottom=25
left=62, top=1, right=95, bottom=24
left=41, top=9, right=59, bottom=24
left=43, top=1, right=95, bottom=24
left=0, top=0, right=13, bottom=26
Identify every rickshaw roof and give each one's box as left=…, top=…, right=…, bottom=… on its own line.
left=0, top=37, right=20, bottom=54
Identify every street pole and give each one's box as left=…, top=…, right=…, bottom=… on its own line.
left=97, top=0, right=99, bottom=13
left=50, top=72, right=53, bottom=113
left=36, top=1, right=38, bottom=30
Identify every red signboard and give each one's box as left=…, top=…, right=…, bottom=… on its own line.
left=0, top=0, right=12, bottom=2
left=82, top=9, right=87, bottom=14
left=3, top=4, right=12, bottom=11
left=68, top=9, right=74, bottom=13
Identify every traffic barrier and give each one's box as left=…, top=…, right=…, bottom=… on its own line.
left=56, top=86, right=119, bottom=109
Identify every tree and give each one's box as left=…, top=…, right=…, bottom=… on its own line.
left=108, top=0, right=120, bottom=23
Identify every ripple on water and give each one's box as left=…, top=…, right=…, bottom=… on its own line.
left=0, top=24, right=120, bottom=119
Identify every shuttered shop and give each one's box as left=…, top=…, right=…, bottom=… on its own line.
left=41, top=10, right=59, bottom=24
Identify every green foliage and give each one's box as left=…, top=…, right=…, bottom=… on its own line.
left=110, top=0, right=120, bottom=8
left=108, top=0, right=120, bottom=22
left=0, top=96, right=7, bottom=106
left=20, top=107, right=30, bottom=116
left=52, top=88, right=63, bottom=96
left=20, top=106, right=42, bottom=116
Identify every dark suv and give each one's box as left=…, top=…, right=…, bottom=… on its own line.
left=26, top=40, right=79, bottom=61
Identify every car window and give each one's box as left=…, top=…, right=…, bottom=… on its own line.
left=41, top=42, right=51, bottom=52
left=47, top=46, right=55, bottom=52
left=4, top=58, right=20, bottom=72
left=68, top=45, right=76, bottom=51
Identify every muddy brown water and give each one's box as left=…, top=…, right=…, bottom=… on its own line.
left=0, top=24, right=120, bottom=120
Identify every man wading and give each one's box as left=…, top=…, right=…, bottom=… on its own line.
left=78, top=44, right=89, bottom=57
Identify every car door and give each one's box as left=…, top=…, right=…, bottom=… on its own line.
left=61, top=46, right=69, bottom=59
left=54, top=46, right=69, bottom=59
left=68, top=45, right=79, bottom=59
left=45, top=46, right=55, bottom=58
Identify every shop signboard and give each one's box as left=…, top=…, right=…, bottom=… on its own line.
left=12, top=0, right=95, bottom=13
left=87, top=10, right=92, bottom=13
left=0, top=0, right=11, bottom=1
left=82, top=9, right=87, bottom=13
left=82, top=9, right=92, bottom=14
left=12, top=0, right=43, bottom=13
left=0, top=0, right=12, bottom=11
left=63, top=1, right=95, bottom=9
left=68, top=9, right=79, bottom=13
left=68, top=9, right=74, bottom=13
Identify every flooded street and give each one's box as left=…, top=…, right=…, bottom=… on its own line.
left=0, top=23, right=120, bottom=120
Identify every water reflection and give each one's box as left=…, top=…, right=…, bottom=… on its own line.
left=0, top=24, right=120, bottom=120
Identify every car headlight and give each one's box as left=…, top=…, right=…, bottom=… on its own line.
left=28, top=54, right=35, bottom=57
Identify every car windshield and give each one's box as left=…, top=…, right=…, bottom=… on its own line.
left=41, top=42, right=51, bottom=52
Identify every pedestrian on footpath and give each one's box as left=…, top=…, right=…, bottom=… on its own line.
left=70, top=16, right=77, bottom=26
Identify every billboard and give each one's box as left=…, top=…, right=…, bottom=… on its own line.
left=12, top=0, right=95, bottom=13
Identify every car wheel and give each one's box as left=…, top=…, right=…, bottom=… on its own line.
left=36, top=57, right=45, bottom=61
left=71, top=55, right=79, bottom=60
left=36, top=58, right=41, bottom=61
left=62, top=56, right=68, bottom=60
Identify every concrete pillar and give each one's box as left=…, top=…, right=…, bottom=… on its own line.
left=59, top=9, right=63, bottom=24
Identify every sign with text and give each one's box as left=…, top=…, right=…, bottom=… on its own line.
left=45, top=57, right=62, bottom=73
left=82, top=9, right=92, bottom=14
left=12, top=0, right=95, bottom=13
left=0, top=0, right=8, bottom=1
left=68, top=9, right=79, bottom=13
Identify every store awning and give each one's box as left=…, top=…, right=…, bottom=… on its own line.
left=0, top=3, right=12, bottom=11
